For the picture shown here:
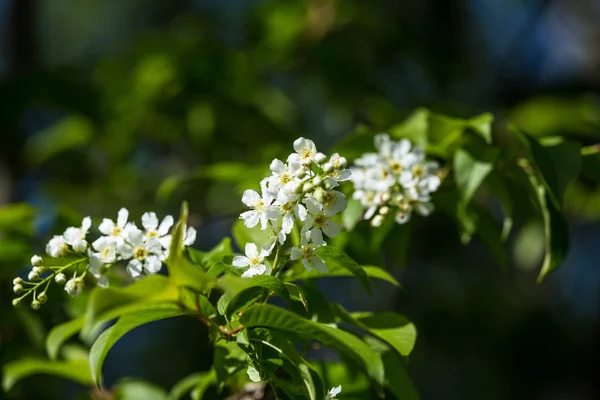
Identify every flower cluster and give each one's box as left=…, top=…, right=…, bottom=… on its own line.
left=12, top=208, right=195, bottom=309
left=234, top=138, right=351, bottom=278
left=350, top=133, right=441, bottom=226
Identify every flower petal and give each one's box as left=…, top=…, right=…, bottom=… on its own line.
left=98, top=219, right=115, bottom=235
left=81, top=216, right=92, bottom=232
left=142, top=212, right=159, bottom=231
left=158, top=215, right=174, bottom=236
left=233, top=256, right=250, bottom=267
left=241, top=210, right=260, bottom=228
left=144, top=256, right=162, bottom=274
left=126, top=259, right=143, bottom=279
left=245, top=243, right=259, bottom=258
left=242, top=264, right=266, bottom=278
left=117, top=208, right=129, bottom=228
left=184, top=227, right=197, bottom=246
left=242, top=189, right=260, bottom=207
left=322, top=221, right=341, bottom=238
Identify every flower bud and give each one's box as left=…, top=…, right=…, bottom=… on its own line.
left=313, top=187, right=325, bottom=203
left=13, top=284, right=23, bottom=294
left=335, top=157, right=347, bottom=169
left=314, top=152, right=327, bottom=164
left=294, top=168, right=306, bottom=179
left=12, top=298, right=21, bottom=308
left=302, top=183, right=314, bottom=193
left=13, top=277, right=23, bottom=285
left=65, top=278, right=84, bottom=297
left=28, top=271, right=39, bottom=282
left=55, top=273, right=67, bottom=285
left=379, top=206, right=390, bottom=216
left=371, top=215, right=385, bottom=227
left=312, top=176, right=322, bottom=187
left=38, top=292, right=48, bottom=304
left=72, top=239, right=88, bottom=253
left=381, top=192, right=391, bottom=203
left=289, top=182, right=302, bottom=194
left=323, top=162, right=334, bottom=173
left=33, top=266, right=46, bottom=274
left=31, top=300, right=41, bottom=310
left=31, top=255, right=43, bottom=267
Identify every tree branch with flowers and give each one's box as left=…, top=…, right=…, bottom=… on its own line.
left=4, top=109, right=587, bottom=399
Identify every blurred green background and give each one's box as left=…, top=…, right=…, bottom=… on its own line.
left=1, top=0, right=599, bottom=399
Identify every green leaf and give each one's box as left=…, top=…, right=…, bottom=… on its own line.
left=168, top=372, right=208, bottom=400
left=2, top=358, right=92, bottom=392
left=250, top=328, right=325, bottom=400
left=453, top=149, right=494, bottom=206
left=82, top=275, right=172, bottom=338
left=342, top=199, right=365, bottom=231
left=486, top=174, right=514, bottom=241
left=89, top=302, right=185, bottom=387
left=529, top=176, right=569, bottom=282
left=289, top=264, right=400, bottom=289
left=466, top=113, right=493, bottom=144
left=188, top=238, right=233, bottom=269
left=388, top=108, right=429, bottom=148
left=365, top=336, right=420, bottom=400
left=190, top=369, right=216, bottom=400
left=240, top=304, right=385, bottom=387
left=114, top=379, right=168, bottom=400
left=232, top=219, right=271, bottom=251
left=352, top=312, right=417, bottom=357
left=168, top=202, right=210, bottom=290
left=530, top=139, right=582, bottom=207
left=46, top=316, right=85, bottom=360
left=315, top=246, right=371, bottom=294
left=224, top=275, right=291, bottom=317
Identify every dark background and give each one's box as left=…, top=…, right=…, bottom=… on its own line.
left=1, top=0, right=599, bottom=399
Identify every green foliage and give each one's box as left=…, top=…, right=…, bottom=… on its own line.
left=4, top=104, right=593, bottom=399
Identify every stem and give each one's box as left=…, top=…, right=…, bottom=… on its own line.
left=271, top=244, right=281, bottom=276
left=16, top=257, right=86, bottom=302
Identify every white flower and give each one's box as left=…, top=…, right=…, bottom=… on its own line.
left=63, top=216, right=92, bottom=253
left=141, top=212, right=174, bottom=241
left=240, top=189, right=279, bottom=230
left=64, top=277, right=84, bottom=297
left=290, top=239, right=327, bottom=273
left=88, top=255, right=110, bottom=288
left=98, top=208, right=135, bottom=244
left=119, top=228, right=164, bottom=278
left=293, top=137, right=317, bottom=164
left=274, top=191, right=307, bottom=235
left=302, top=212, right=341, bottom=246
left=233, top=243, right=270, bottom=278
left=46, top=235, right=69, bottom=258
left=266, top=156, right=302, bottom=196
left=89, top=236, right=118, bottom=288
left=326, top=385, right=342, bottom=399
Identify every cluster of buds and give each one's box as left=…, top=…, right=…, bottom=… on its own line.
left=234, top=138, right=351, bottom=277
left=350, top=134, right=441, bottom=226
left=12, top=208, right=195, bottom=309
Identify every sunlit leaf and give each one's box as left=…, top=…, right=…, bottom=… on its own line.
left=288, top=264, right=400, bottom=289
left=2, top=358, right=92, bottom=392
left=240, top=304, right=385, bottom=387
left=316, top=246, right=371, bottom=294
left=46, top=316, right=85, bottom=360
left=114, top=379, right=168, bottom=400
left=89, top=302, right=185, bottom=386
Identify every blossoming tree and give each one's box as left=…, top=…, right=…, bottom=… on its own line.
left=5, top=109, right=594, bottom=399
